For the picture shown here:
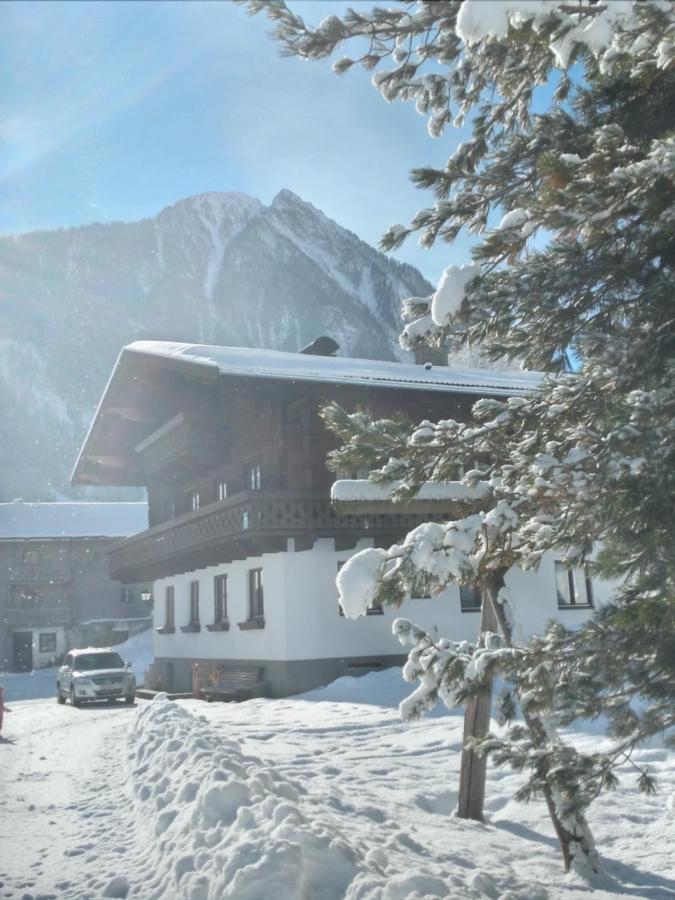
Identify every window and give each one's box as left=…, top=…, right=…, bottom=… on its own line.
left=9, top=586, right=39, bottom=609
left=188, top=489, right=200, bottom=512
left=460, top=584, right=482, bottom=612
left=248, top=568, right=264, bottom=619
left=555, top=562, right=593, bottom=608
left=165, top=586, right=175, bottom=627
left=189, top=581, right=200, bottom=624
left=39, top=632, right=57, bottom=653
left=120, top=586, right=133, bottom=604
left=248, top=464, right=262, bottom=491
left=22, top=546, right=40, bottom=564
left=214, top=575, right=227, bottom=622
left=337, top=562, right=382, bottom=616
left=216, top=479, right=228, bottom=502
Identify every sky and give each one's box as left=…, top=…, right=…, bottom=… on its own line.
left=0, top=0, right=475, bottom=283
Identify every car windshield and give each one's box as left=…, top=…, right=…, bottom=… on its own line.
left=74, top=653, right=125, bottom=671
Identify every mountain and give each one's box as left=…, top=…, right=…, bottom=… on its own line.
left=0, top=190, right=432, bottom=499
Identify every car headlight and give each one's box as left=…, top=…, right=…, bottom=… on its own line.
left=73, top=675, right=93, bottom=685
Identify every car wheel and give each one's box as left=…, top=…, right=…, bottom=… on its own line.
left=124, top=694, right=135, bottom=705
left=57, top=683, right=66, bottom=704
left=70, top=685, right=81, bottom=708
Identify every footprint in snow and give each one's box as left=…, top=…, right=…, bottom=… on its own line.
left=102, top=875, right=130, bottom=898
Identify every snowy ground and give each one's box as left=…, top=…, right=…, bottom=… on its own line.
left=0, top=666, right=673, bottom=900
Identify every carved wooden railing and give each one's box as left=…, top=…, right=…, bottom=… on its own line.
left=109, top=490, right=440, bottom=581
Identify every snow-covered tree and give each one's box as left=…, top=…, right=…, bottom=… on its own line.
left=246, top=0, right=675, bottom=875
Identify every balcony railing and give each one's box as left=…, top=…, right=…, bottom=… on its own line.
left=9, top=562, right=72, bottom=583
left=109, top=490, right=441, bottom=582
left=2, top=607, right=72, bottom=628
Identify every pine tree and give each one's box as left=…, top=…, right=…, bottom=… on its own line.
left=245, top=0, right=675, bottom=875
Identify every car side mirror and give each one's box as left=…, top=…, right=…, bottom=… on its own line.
left=125, top=661, right=132, bottom=668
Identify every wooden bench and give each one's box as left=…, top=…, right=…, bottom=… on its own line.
left=200, top=666, right=265, bottom=702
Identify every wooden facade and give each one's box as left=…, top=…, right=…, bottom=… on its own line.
left=74, top=347, right=478, bottom=584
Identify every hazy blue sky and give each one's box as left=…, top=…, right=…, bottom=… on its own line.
left=1, top=0, right=475, bottom=282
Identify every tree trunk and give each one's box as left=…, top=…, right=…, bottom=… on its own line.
left=484, top=580, right=599, bottom=875
left=457, top=586, right=499, bottom=820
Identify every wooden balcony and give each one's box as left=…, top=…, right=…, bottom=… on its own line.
left=3, top=607, right=72, bottom=628
left=109, top=490, right=442, bottom=582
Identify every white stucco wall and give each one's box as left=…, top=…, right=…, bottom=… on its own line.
left=32, top=626, right=67, bottom=668
left=153, top=539, right=614, bottom=664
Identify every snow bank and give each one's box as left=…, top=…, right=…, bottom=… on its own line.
left=299, top=665, right=457, bottom=716
left=128, top=696, right=517, bottom=899
left=129, top=696, right=361, bottom=899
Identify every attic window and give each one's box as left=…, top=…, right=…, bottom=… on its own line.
left=248, top=464, right=262, bottom=491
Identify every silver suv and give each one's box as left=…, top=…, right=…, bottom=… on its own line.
left=57, top=648, right=136, bottom=706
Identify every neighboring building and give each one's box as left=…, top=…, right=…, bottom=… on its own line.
left=0, top=501, right=149, bottom=671
left=70, top=340, right=607, bottom=696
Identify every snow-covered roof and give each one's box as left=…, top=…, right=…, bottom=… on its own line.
left=331, top=479, right=488, bottom=515
left=331, top=479, right=488, bottom=503
left=124, top=341, right=542, bottom=396
left=0, top=501, right=148, bottom=540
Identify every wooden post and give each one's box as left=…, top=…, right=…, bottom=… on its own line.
left=457, top=586, right=499, bottom=820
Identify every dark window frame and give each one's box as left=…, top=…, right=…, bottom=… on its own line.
left=39, top=632, right=57, bottom=653
left=216, top=479, right=228, bottom=502
left=248, top=568, right=264, bottom=619
left=188, top=488, right=200, bottom=512
left=555, top=562, right=594, bottom=609
left=460, top=583, right=482, bottom=613
left=165, top=586, right=175, bottom=627
left=214, top=574, right=227, bottom=623
left=189, top=580, right=200, bottom=624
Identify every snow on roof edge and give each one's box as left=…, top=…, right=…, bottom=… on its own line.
left=331, top=480, right=489, bottom=503
left=123, top=340, right=542, bottom=396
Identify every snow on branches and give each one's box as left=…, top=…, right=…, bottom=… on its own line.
left=248, top=0, right=675, bottom=876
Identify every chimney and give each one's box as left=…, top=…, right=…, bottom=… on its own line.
left=298, top=336, right=340, bottom=357
left=414, top=344, right=449, bottom=367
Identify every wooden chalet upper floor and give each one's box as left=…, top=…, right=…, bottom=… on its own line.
left=72, top=341, right=540, bottom=581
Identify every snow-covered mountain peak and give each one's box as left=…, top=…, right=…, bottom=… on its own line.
left=1, top=189, right=432, bottom=497
left=157, top=191, right=262, bottom=232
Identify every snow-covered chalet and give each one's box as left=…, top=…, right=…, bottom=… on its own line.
left=71, top=340, right=608, bottom=696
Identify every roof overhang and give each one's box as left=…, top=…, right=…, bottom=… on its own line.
left=71, top=340, right=541, bottom=489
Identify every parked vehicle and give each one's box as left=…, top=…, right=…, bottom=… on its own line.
left=57, top=648, right=135, bottom=706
